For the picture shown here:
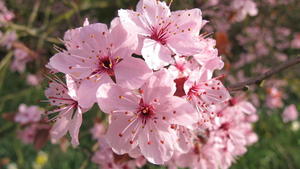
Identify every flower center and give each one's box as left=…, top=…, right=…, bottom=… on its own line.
left=149, top=23, right=171, bottom=45
left=220, top=122, right=230, bottom=130
left=188, top=84, right=200, bottom=98
left=99, top=57, right=114, bottom=74
left=94, top=56, right=122, bottom=76
left=101, top=58, right=112, bottom=69
left=137, top=99, right=155, bottom=124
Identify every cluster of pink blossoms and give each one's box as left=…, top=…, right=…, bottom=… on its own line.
left=45, top=0, right=258, bottom=167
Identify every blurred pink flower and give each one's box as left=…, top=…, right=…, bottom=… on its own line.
left=291, top=33, right=300, bottom=48
left=14, top=104, right=43, bottom=125
left=10, top=48, right=31, bottom=73
left=17, top=124, right=37, bottom=144
left=231, top=0, right=258, bottom=22
left=274, top=52, right=288, bottom=62
left=90, top=122, right=106, bottom=141
left=282, top=104, right=298, bottom=123
left=26, top=74, right=42, bottom=86
left=0, top=1, right=14, bottom=24
left=0, top=31, right=17, bottom=49
left=266, top=87, right=283, bottom=109
left=17, top=123, right=50, bottom=145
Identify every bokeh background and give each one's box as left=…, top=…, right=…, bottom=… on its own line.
left=0, top=0, right=300, bottom=169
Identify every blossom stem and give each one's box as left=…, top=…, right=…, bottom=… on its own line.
left=228, top=56, right=300, bottom=91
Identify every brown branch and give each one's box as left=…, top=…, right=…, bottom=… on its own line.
left=228, top=56, right=300, bottom=92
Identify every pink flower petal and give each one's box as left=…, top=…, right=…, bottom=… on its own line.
left=141, top=69, right=176, bottom=103
left=77, top=74, right=112, bottom=109
left=114, top=56, right=152, bottom=89
left=69, top=108, right=83, bottom=147
left=158, top=96, right=197, bottom=129
left=238, top=101, right=256, bottom=115
left=66, top=74, right=78, bottom=101
left=282, top=104, right=298, bottom=123
left=50, top=110, right=72, bottom=143
left=136, top=0, right=170, bottom=25
left=97, top=83, right=139, bottom=114
left=138, top=121, right=175, bottom=164
left=141, top=39, right=172, bottom=70
left=106, top=113, right=140, bottom=154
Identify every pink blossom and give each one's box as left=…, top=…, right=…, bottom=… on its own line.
left=14, top=104, right=43, bottom=125
left=92, top=137, right=146, bottom=169
left=49, top=18, right=152, bottom=108
left=90, top=122, right=106, bottom=141
left=274, top=52, right=288, bottom=62
left=282, top=104, right=298, bottom=123
left=172, top=98, right=258, bottom=169
left=168, top=55, right=198, bottom=78
left=17, top=123, right=50, bottom=145
left=193, top=37, right=223, bottom=70
left=291, top=33, right=300, bottom=49
left=231, top=0, right=258, bottom=22
left=45, top=63, right=59, bottom=74
left=10, top=48, right=31, bottom=73
left=17, top=124, right=38, bottom=144
left=97, top=70, right=197, bottom=164
left=170, top=138, right=220, bottom=169
left=266, top=87, right=283, bottom=109
left=226, top=98, right=257, bottom=115
left=26, top=74, right=42, bottom=86
left=118, top=0, right=203, bottom=69
left=45, top=75, right=90, bottom=146
left=0, top=1, right=14, bottom=24
left=214, top=102, right=258, bottom=166
left=0, top=31, right=17, bottom=49
left=184, top=68, right=231, bottom=129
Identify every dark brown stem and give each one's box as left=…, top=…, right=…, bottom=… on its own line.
left=228, top=56, right=300, bottom=92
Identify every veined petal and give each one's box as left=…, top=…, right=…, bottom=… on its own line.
left=66, top=74, right=78, bottom=101
left=106, top=113, right=140, bottom=154
left=158, top=96, right=197, bottom=129
left=167, top=35, right=200, bottom=56
left=138, top=121, right=175, bottom=164
left=77, top=74, right=112, bottom=109
left=141, top=69, right=176, bottom=103
left=109, top=17, right=136, bottom=54
left=239, top=101, right=256, bottom=115
left=69, top=108, right=83, bottom=147
left=198, top=79, right=231, bottom=105
left=114, top=56, right=152, bottom=89
left=49, top=53, right=93, bottom=79
left=136, top=0, right=171, bottom=25
left=141, top=38, right=172, bottom=70
left=118, top=9, right=150, bottom=35
left=96, top=83, right=139, bottom=114
left=170, top=9, right=202, bottom=36
left=50, top=109, right=73, bottom=143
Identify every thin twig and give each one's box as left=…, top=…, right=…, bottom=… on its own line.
left=228, top=56, right=300, bottom=91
